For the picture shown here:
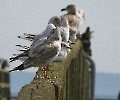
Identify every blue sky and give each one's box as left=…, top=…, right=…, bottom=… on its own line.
left=0, top=0, right=120, bottom=73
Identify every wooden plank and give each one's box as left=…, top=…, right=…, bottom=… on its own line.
left=0, top=83, right=10, bottom=88
left=0, top=70, right=10, bottom=100
left=0, top=71, right=10, bottom=83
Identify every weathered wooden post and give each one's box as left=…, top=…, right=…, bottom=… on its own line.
left=65, top=45, right=90, bottom=100
left=16, top=40, right=90, bottom=100
left=87, top=56, right=96, bottom=100
left=0, top=69, right=10, bottom=100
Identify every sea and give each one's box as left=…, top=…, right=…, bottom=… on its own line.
left=10, top=72, right=120, bottom=100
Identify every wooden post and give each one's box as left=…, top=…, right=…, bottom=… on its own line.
left=0, top=69, right=10, bottom=100
left=17, top=40, right=91, bottom=100
left=87, top=56, right=96, bottom=100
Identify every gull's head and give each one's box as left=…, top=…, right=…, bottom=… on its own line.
left=61, top=42, right=72, bottom=50
left=46, top=23, right=56, bottom=35
left=48, top=16, right=61, bottom=27
left=61, top=4, right=76, bottom=15
left=49, top=28, right=61, bottom=41
left=61, top=4, right=85, bottom=21
left=60, top=18, right=69, bottom=27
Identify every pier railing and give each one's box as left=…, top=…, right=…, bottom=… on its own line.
left=16, top=40, right=95, bottom=100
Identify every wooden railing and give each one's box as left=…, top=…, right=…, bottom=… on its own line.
left=0, top=69, right=10, bottom=100
left=17, top=40, right=95, bottom=100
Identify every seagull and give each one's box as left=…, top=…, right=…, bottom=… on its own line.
left=18, top=16, right=61, bottom=42
left=10, top=18, right=71, bottom=66
left=10, top=17, right=68, bottom=61
left=9, top=23, right=56, bottom=63
left=18, top=16, right=70, bottom=44
left=54, top=42, right=71, bottom=62
left=61, top=4, right=85, bottom=27
left=59, top=18, right=69, bottom=43
left=61, top=4, right=85, bottom=41
left=48, top=16, right=61, bottom=27
left=9, top=27, right=62, bottom=73
left=19, top=23, right=56, bottom=42
left=54, top=18, right=74, bottom=61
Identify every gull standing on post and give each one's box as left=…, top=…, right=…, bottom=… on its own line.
left=11, top=16, right=72, bottom=63
left=59, top=18, right=69, bottom=43
left=10, top=23, right=56, bottom=63
left=48, top=16, right=61, bottom=27
left=10, top=17, right=70, bottom=63
left=18, top=16, right=61, bottom=42
left=19, top=23, right=56, bottom=42
left=9, top=27, right=62, bottom=74
left=61, top=4, right=85, bottom=41
left=54, top=42, right=71, bottom=62
left=54, top=18, right=71, bottom=61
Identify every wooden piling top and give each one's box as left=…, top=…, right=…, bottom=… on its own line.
left=17, top=40, right=82, bottom=100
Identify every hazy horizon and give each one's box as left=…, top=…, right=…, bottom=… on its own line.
left=10, top=72, right=120, bottom=99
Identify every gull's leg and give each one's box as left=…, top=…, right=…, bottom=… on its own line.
left=40, top=64, right=53, bottom=78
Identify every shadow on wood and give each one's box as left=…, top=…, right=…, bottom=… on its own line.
left=17, top=40, right=93, bottom=100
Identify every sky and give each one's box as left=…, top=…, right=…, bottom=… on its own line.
left=0, top=0, right=120, bottom=74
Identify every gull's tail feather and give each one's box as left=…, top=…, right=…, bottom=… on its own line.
left=18, top=49, right=28, bottom=52
left=16, top=44, right=29, bottom=49
left=10, top=50, right=29, bottom=63
left=24, top=33, right=35, bottom=37
left=17, top=36, right=34, bottom=41
left=9, top=56, right=19, bottom=63
left=13, top=54, right=19, bottom=56
left=9, top=63, right=24, bottom=72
